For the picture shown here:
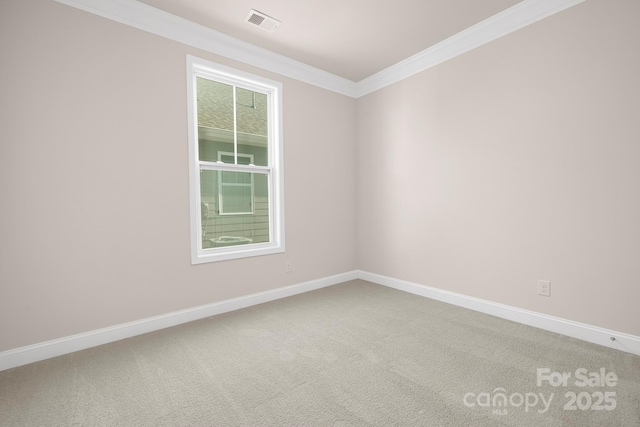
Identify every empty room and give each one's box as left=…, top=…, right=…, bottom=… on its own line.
left=1, top=0, right=639, bottom=425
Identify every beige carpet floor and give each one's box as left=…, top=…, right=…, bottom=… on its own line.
left=1, top=279, right=639, bottom=426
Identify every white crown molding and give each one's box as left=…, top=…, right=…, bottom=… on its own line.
left=356, top=0, right=586, bottom=97
left=55, top=0, right=585, bottom=99
left=357, top=270, right=640, bottom=357
left=54, top=0, right=358, bottom=97
left=0, top=271, right=358, bottom=371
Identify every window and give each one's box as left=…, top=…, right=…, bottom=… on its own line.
left=218, top=152, right=254, bottom=215
left=187, top=56, right=284, bottom=263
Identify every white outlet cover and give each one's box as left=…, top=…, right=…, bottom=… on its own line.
left=538, top=280, right=551, bottom=297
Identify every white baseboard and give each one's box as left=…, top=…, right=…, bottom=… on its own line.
left=357, top=270, right=640, bottom=357
left=0, top=271, right=358, bottom=371
left=3, top=269, right=637, bottom=372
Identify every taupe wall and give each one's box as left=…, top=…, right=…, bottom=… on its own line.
left=356, top=0, right=640, bottom=336
left=2, top=0, right=639, bottom=353
left=0, top=0, right=357, bottom=351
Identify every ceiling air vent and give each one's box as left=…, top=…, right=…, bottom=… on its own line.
left=244, top=9, right=281, bottom=33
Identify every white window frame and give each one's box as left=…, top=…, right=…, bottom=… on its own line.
left=187, top=55, right=285, bottom=264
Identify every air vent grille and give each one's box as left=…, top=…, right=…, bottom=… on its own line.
left=244, top=9, right=280, bottom=33
left=247, top=13, right=265, bottom=26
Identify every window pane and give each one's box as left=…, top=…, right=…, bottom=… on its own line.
left=236, top=88, right=269, bottom=166
left=200, top=170, right=270, bottom=249
left=221, top=171, right=252, bottom=185
left=219, top=153, right=234, bottom=164
left=197, top=78, right=234, bottom=162
left=220, top=184, right=252, bottom=214
left=219, top=152, right=252, bottom=166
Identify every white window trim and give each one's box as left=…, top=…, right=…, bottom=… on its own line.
left=187, top=55, right=285, bottom=264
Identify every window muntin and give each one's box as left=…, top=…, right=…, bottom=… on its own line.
left=187, top=56, right=284, bottom=263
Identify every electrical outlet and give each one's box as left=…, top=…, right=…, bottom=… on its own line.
left=286, top=260, right=292, bottom=273
left=538, top=280, right=551, bottom=297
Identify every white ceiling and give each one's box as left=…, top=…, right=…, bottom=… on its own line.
left=138, top=0, right=523, bottom=82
